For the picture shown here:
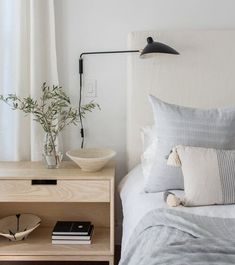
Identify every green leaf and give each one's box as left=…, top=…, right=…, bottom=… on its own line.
left=0, top=82, right=100, bottom=135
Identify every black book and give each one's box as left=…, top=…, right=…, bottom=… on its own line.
left=52, top=225, right=94, bottom=240
left=52, top=221, right=91, bottom=235
left=52, top=225, right=94, bottom=244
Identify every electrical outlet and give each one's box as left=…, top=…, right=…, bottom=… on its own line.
left=84, top=79, right=97, bottom=98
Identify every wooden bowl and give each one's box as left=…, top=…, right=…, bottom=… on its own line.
left=0, top=214, right=41, bottom=241
left=66, top=148, right=116, bottom=172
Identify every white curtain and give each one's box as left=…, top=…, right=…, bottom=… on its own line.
left=0, top=0, right=58, bottom=160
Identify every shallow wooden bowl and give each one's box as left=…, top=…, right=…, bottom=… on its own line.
left=66, top=148, right=116, bottom=172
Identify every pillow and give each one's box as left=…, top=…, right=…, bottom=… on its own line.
left=140, top=126, right=154, bottom=152
left=141, top=138, right=157, bottom=180
left=143, top=95, right=235, bottom=192
left=168, top=145, right=235, bottom=206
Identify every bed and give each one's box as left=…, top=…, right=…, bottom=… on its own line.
left=119, top=30, right=235, bottom=264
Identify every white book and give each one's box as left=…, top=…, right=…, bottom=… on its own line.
left=52, top=235, right=91, bottom=240
left=52, top=239, right=91, bottom=245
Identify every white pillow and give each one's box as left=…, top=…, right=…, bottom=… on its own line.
left=143, top=95, right=235, bottom=192
left=140, top=126, right=154, bottom=152
left=141, top=139, right=157, bottom=180
left=168, top=145, right=235, bottom=206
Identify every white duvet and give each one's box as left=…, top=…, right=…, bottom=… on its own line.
left=119, top=164, right=235, bottom=252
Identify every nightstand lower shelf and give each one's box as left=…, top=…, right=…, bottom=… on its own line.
left=0, top=161, right=115, bottom=265
left=0, top=227, right=113, bottom=263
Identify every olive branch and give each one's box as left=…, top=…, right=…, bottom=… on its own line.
left=0, top=82, right=100, bottom=155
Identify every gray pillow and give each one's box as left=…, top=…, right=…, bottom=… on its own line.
left=143, top=95, right=235, bottom=192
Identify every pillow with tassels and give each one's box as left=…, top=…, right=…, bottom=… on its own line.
left=166, top=145, right=235, bottom=207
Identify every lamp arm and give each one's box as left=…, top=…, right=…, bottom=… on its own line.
left=78, top=49, right=139, bottom=149
left=80, top=49, right=140, bottom=58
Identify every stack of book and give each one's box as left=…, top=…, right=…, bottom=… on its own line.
left=52, top=221, right=94, bottom=245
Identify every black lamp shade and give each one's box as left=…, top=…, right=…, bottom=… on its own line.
left=140, top=36, right=179, bottom=58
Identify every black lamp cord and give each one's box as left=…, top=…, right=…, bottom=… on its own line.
left=78, top=49, right=139, bottom=149
left=79, top=72, right=84, bottom=149
left=79, top=56, right=84, bottom=148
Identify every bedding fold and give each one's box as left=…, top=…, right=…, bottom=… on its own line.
left=119, top=209, right=235, bottom=265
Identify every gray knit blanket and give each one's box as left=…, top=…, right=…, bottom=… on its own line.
left=119, top=209, right=235, bottom=265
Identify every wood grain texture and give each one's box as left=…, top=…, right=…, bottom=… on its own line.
left=110, top=175, right=115, bottom=255
left=0, top=227, right=110, bottom=257
left=0, top=180, right=110, bottom=202
left=0, top=202, right=110, bottom=227
left=0, top=161, right=115, bottom=180
left=0, top=246, right=121, bottom=264
left=0, top=161, right=115, bottom=263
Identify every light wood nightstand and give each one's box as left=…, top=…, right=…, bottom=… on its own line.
left=0, top=161, right=115, bottom=265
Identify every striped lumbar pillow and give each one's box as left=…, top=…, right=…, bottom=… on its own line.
left=168, top=145, right=235, bottom=206
left=143, top=95, right=235, bottom=192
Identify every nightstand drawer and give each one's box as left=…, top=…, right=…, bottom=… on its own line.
left=0, top=180, right=110, bottom=202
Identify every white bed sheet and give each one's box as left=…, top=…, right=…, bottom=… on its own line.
left=119, top=164, right=235, bottom=252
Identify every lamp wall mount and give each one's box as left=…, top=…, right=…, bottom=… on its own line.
left=78, top=49, right=139, bottom=148
left=78, top=36, right=179, bottom=148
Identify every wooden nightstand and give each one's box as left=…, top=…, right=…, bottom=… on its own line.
left=0, top=161, right=115, bottom=265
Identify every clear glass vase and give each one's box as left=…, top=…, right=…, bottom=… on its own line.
left=42, top=132, right=63, bottom=169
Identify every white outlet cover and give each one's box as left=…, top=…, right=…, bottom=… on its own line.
left=84, top=79, right=97, bottom=98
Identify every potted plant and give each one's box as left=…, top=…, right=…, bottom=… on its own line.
left=0, top=82, right=99, bottom=168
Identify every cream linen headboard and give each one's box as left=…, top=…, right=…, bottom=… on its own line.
left=127, top=30, right=235, bottom=170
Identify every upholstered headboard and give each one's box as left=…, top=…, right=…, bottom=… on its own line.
left=127, top=30, right=235, bottom=170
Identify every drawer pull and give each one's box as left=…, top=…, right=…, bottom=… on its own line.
left=31, top=179, right=57, bottom=185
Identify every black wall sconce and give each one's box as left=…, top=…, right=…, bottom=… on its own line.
left=78, top=36, right=179, bottom=148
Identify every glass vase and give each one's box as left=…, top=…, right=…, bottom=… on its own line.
left=42, top=132, right=63, bottom=169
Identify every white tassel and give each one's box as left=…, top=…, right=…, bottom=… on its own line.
left=164, top=191, right=183, bottom=207
left=166, top=194, right=182, bottom=207
left=167, top=147, right=181, bottom=167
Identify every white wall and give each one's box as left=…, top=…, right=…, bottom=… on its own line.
left=54, top=0, right=235, bottom=243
